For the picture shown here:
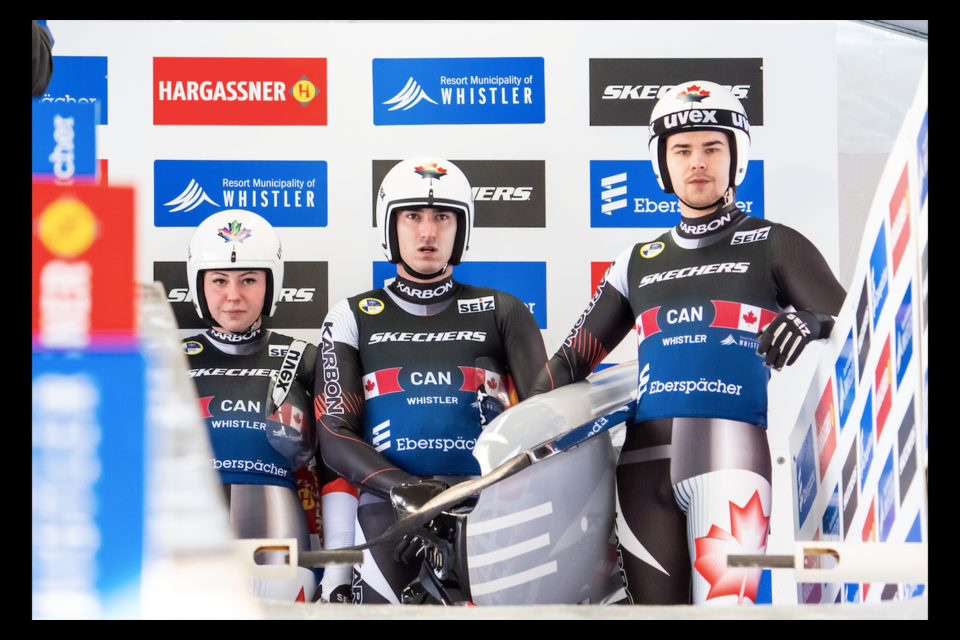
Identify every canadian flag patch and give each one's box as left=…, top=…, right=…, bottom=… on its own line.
left=709, top=300, right=778, bottom=333
left=362, top=368, right=404, bottom=400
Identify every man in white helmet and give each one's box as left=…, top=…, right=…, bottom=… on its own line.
left=315, top=157, right=548, bottom=604
left=531, top=82, right=846, bottom=605
left=182, top=210, right=327, bottom=602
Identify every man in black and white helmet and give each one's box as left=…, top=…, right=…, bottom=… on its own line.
left=315, top=157, right=548, bottom=604
left=532, top=82, right=847, bottom=605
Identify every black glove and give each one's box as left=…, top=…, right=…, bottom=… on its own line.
left=756, top=310, right=834, bottom=370
left=390, top=479, right=449, bottom=564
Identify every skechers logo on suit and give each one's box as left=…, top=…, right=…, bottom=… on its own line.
left=368, top=331, right=487, bottom=345
left=639, top=262, right=750, bottom=288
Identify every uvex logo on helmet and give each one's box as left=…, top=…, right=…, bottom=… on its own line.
left=647, top=80, right=752, bottom=195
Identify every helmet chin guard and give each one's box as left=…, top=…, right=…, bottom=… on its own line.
left=187, top=210, right=284, bottom=324
left=648, top=81, right=751, bottom=195
left=376, top=157, right=474, bottom=270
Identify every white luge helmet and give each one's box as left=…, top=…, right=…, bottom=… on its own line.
left=376, top=157, right=474, bottom=266
left=648, top=81, right=751, bottom=194
left=187, top=210, right=284, bottom=323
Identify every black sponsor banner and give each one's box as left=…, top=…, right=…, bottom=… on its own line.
left=589, top=58, right=764, bottom=127
left=154, top=261, right=328, bottom=331
left=372, top=159, right=546, bottom=228
left=841, top=442, right=858, bottom=540
left=898, top=398, right=918, bottom=506
left=856, top=278, right=872, bottom=385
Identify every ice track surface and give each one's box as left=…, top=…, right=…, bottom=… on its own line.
left=260, top=598, right=927, bottom=620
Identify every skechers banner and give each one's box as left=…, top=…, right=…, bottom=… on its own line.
left=372, top=58, right=544, bottom=125
left=154, top=261, right=328, bottom=330
left=589, top=58, right=764, bottom=127
left=590, top=160, right=764, bottom=228
left=41, top=56, right=108, bottom=124
left=373, top=261, right=546, bottom=329
left=153, top=57, right=327, bottom=126
left=154, top=160, right=327, bottom=227
left=372, top=160, right=545, bottom=228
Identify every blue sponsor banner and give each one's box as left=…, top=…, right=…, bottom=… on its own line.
left=844, top=583, right=860, bottom=603
left=373, top=58, right=545, bottom=126
left=42, top=56, right=109, bottom=124
left=154, top=160, right=328, bottom=227
left=859, top=391, right=874, bottom=493
left=878, top=449, right=896, bottom=542
left=870, top=226, right=889, bottom=330
left=756, top=570, right=771, bottom=605
left=32, top=350, right=146, bottom=619
left=917, top=109, right=928, bottom=209
left=822, top=484, right=841, bottom=538
left=589, top=160, right=764, bottom=228
left=796, top=426, right=818, bottom=528
left=895, top=283, right=913, bottom=387
left=373, top=261, right=546, bottom=329
left=32, top=100, right=98, bottom=182
left=835, top=329, right=856, bottom=432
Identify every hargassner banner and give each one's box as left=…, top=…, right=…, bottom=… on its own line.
left=372, top=57, right=545, bottom=125
left=788, top=64, right=927, bottom=605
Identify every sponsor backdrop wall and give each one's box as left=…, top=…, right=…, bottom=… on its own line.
left=789, top=64, right=927, bottom=605
left=46, top=20, right=841, bottom=604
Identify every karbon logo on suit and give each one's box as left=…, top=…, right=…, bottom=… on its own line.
left=153, top=57, right=327, bottom=125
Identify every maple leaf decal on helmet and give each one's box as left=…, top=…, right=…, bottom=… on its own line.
left=677, top=84, right=711, bottom=103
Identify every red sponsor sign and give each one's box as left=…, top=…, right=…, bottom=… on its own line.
left=591, top=261, right=612, bottom=294
left=874, top=335, right=894, bottom=438
left=861, top=496, right=877, bottom=599
left=888, top=164, right=911, bottom=277
left=815, top=378, right=837, bottom=481
left=32, top=183, right=136, bottom=348
left=153, top=57, right=327, bottom=126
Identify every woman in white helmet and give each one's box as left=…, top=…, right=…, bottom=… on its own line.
left=182, top=209, right=326, bottom=602
left=531, top=82, right=846, bottom=606
left=314, top=157, right=548, bottom=604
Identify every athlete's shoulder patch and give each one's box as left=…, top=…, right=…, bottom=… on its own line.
left=268, top=344, right=289, bottom=357
left=359, top=297, right=385, bottom=315
left=182, top=340, right=203, bottom=355
left=731, top=226, right=771, bottom=246
left=640, top=241, right=666, bottom=258
left=458, top=296, right=496, bottom=314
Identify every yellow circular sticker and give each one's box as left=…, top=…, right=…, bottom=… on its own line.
left=182, top=340, right=204, bottom=355
left=640, top=241, right=665, bottom=259
left=37, top=197, right=97, bottom=258
left=359, top=298, right=384, bottom=315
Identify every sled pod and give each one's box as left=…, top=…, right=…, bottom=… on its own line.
left=465, top=361, right=638, bottom=604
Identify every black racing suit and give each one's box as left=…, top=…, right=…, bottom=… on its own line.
left=316, top=274, right=548, bottom=603
left=184, top=326, right=330, bottom=598
left=532, top=205, right=846, bottom=604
